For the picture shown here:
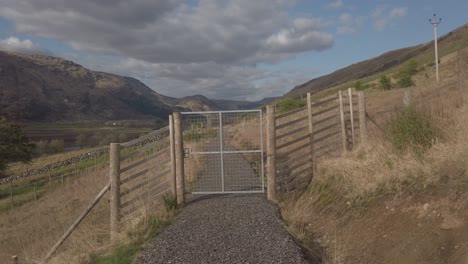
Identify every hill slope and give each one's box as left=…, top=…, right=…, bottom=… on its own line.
left=285, top=24, right=468, bottom=98
left=0, top=51, right=271, bottom=122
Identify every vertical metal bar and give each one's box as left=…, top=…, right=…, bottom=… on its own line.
left=174, top=112, right=185, bottom=204
left=219, top=112, right=225, bottom=192
left=259, top=110, right=265, bottom=193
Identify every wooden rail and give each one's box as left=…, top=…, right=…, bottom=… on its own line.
left=268, top=88, right=367, bottom=198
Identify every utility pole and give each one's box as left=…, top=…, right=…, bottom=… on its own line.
left=429, top=14, right=442, bottom=82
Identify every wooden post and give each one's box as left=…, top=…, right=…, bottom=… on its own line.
left=348, top=88, right=356, bottom=149
left=358, top=91, right=368, bottom=145
left=306, top=93, right=315, bottom=174
left=338, top=91, right=347, bottom=152
left=403, top=91, right=411, bottom=106
left=266, top=105, right=276, bottom=201
left=169, top=115, right=177, bottom=198
left=10, top=181, right=13, bottom=209
left=11, top=255, right=18, bottom=264
left=173, top=112, right=185, bottom=205
left=109, top=143, right=121, bottom=240
left=33, top=185, right=37, bottom=201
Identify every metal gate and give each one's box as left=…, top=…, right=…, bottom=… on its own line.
left=181, top=110, right=264, bottom=194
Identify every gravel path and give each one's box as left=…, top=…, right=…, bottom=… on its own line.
left=134, top=194, right=309, bottom=264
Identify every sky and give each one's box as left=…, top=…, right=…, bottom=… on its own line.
left=0, top=0, right=466, bottom=101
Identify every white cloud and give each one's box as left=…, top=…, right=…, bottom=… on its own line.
left=371, top=6, right=408, bottom=31
left=326, top=0, right=344, bottom=9
left=390, top=7, right=408, bottom=18
left=0, top=36, right=50, bottom=54
left=0, top=0, right=332, bottom=100
left=337, top=13, right=366, bottom=34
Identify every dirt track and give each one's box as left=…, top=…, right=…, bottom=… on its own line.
left=134, top=194, right=310, bottom=264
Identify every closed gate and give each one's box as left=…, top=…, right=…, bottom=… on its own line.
left=181, top=110, right=264, bottom=194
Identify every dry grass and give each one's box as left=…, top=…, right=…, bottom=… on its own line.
left=0, top=142, right=174, bottom=264
left=0, top=167, right=109, bottom=263
left=281, top=49, right=468, bottom=263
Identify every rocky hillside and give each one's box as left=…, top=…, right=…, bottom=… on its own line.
left=285, top=23, right=468, bottom=98
left=0, top=51, right=271, bottom=122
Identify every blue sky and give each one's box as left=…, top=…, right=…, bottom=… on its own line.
left=0, top=0, right=466, bottom=101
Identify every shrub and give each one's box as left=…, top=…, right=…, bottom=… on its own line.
left=398, top=74, right=414, bottom=88
left=48, top=139, right=64, bottom=153
left=385, top=105, right=443, bottom=153
left=278, top=98, right=306, bottom=113
left=379, top=74, right=391, bottom=90
left=76, top=134, right=87, bottom=149
left=403, top=60, right=419, bottom=76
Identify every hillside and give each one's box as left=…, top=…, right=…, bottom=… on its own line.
left=284, top=23, right=468, bottom=98
left=0, top=51, right=270, bottom=123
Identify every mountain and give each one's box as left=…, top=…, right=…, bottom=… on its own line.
left=284, top=24, right=468, bottom=98
left=0, top=51, right=269, bottom=122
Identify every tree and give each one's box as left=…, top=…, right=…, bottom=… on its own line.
left=76, top=134, right=87, bottom=149
left=0, top=118, right=35, bottom=178
left=379, top=74, right=391, bottom=90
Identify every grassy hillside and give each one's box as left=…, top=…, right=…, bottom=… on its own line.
left=283, top=24, right=468, bottom=100
left=281, top=44, right=468, bottom=263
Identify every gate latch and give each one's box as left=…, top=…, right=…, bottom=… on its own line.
left=183, top=148, right=191, bottom=158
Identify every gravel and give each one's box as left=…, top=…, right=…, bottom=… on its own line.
left=134, top=194, right=309, bottom=264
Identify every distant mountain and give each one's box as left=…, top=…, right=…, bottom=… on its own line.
left=0, top=51, right=269, bottom=122
left=284, top=24, right=468, bottom=98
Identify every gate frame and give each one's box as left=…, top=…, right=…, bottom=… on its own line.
left=177, top=109, right=265, bottom=195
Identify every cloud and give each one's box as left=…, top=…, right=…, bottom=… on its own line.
left=0, top=36, right=51, bottom=55
left=0, top=0, right=332, bottom=100
left=371, top=6, right=408, bottom=31
left=0, top=0, right=333, bottom=65
left=390, top=7, right=408, bottom=18
left=337, top=13, right=367, bottom=34
left=326, top=0, right=344, bottom=9
left=89, top=57, right=317, bottom=101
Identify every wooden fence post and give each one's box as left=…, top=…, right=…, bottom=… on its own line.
left=338, top=91, right=347, bottom=152
left=403, top=91, right=411, bottom=106
left=173, top=112, right=185, bottom=205
left=109, top=143, right=121, bottom=241
left=358, top=91, right=368, bottom=145
left=306, top=93, right=315, bottom=174
left=169, top=115, right=177, bottom=198
left=348, top=88, right=356, bottom=149
left=266, top=105, right=277, bottom=201
left=33, top=185, right=37, bottom=201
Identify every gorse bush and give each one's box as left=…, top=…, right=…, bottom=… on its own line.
left=278, top=98, right=306, bottom=113
left=385, top=105, right=443, bottom=153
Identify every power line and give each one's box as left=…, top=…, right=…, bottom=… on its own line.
left=429, top=14, right=442, bottom=82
